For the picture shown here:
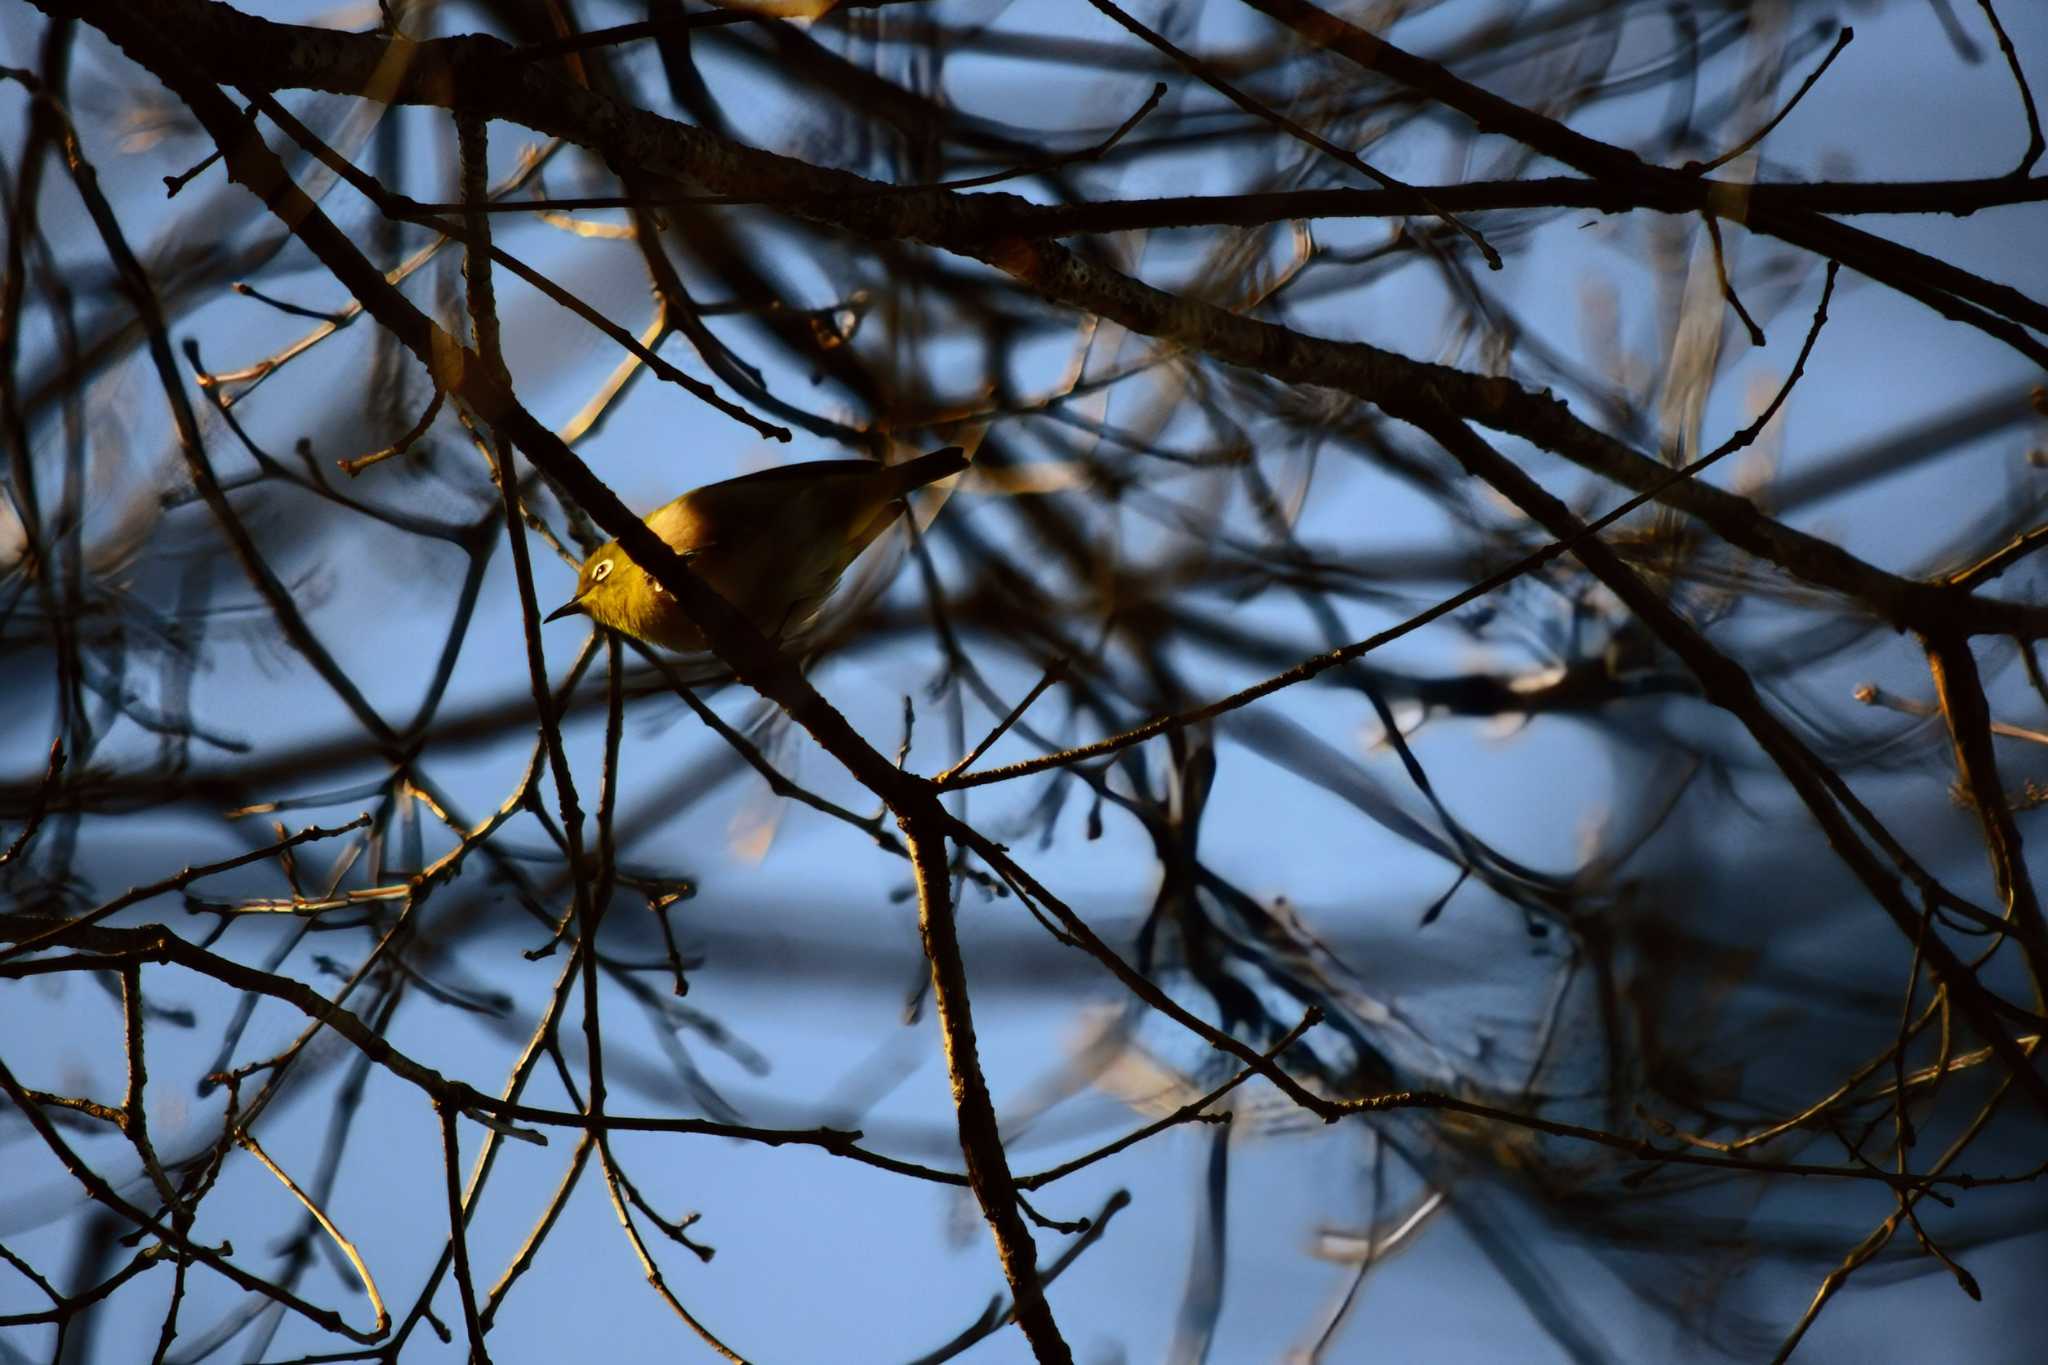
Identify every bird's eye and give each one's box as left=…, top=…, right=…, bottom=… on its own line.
left=592, top=559, right=614, bottom=583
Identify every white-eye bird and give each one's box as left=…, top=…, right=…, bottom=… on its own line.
left=543, top=445, right=967, bottom=652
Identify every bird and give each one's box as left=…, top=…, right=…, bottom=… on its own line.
left=543, top=445, right=967, bottom=652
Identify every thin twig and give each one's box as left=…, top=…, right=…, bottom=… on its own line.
left=233, top=1123, right=390, bottom=1338
left=935, top=661, right=1066, bottom=785
left=0, top=815, right=370, bottom=964
left=909, top=1191, right=1134, bottom=1365
left=435, top=1101, right=492, bottom=1365
left=339, top=384, right=444, bottom=476
left=0, top=738, right=63, bottom=867
left=1948, top=521, right=2048, bottom=590
left=1683, top=26, right=1856, bottom=175
left=1702, top=211, right=1766, bottom=346
left=1974, top=0, right=2045, bottom=176
left=1018, top=1009, right=1320, bottom=1190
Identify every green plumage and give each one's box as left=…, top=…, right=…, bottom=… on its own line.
left=546, top=447, right=967, bottom=652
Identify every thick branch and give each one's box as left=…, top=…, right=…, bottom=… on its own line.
left=903, top=815, right=1070, bottom=1363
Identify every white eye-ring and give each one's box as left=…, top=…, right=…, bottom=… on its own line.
left=591, top=559, right=614, bottom=583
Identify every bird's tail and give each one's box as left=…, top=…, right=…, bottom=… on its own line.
left=881, top=445, right=969, bottom=497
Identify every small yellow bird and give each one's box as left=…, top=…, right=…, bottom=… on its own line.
left=543, top=446, right=967, bottom=652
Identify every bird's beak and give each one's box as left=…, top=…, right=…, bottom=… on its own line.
left=542, top=595, right=584, bottom=624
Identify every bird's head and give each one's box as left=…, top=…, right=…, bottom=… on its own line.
left=544, top=541, right=653, bottom=635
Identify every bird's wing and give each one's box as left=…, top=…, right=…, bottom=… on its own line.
left=644, top=496, right=713, bottom=556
